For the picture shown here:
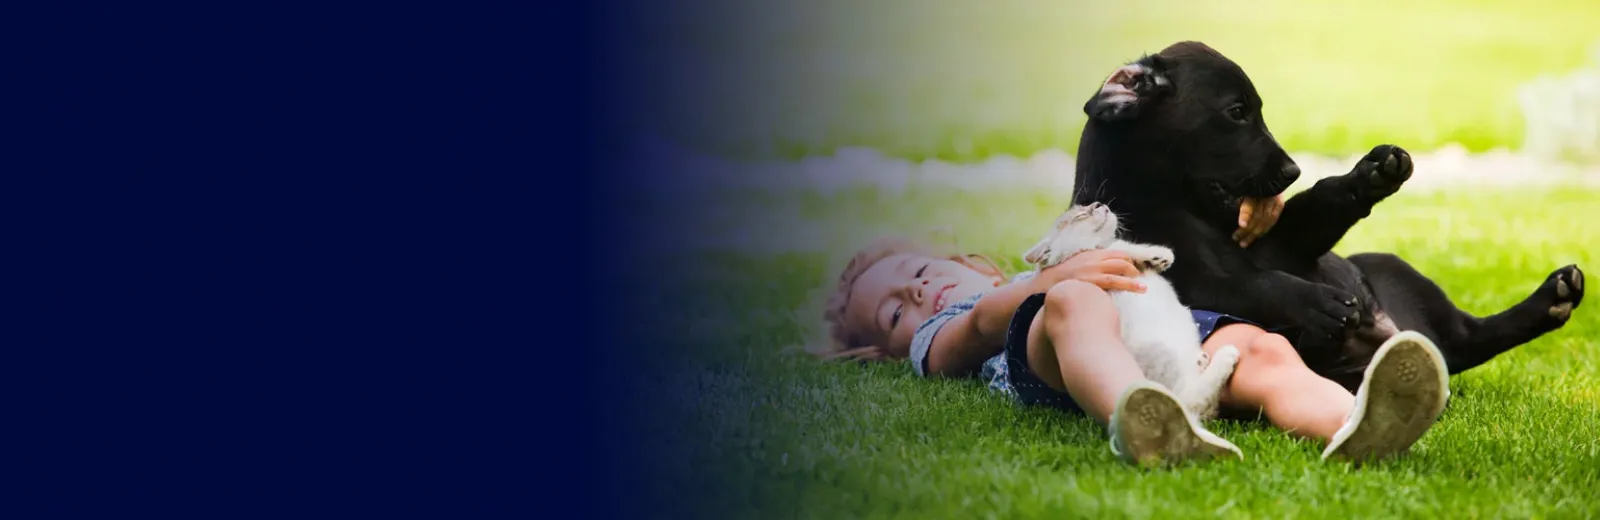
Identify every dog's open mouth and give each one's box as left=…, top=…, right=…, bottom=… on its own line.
left=1207, top=181, right=1241, bottom=210
left=1206, top=178, right=1290, bottom=219
left=1212, top=175, right=1292, bottom=201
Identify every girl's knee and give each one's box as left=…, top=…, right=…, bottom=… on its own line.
left=1226, top=333, right=1312, bottom=404
left=1238, top=333, right=1305, bottom=371
left=1042, top=280, right=1109, bottom=317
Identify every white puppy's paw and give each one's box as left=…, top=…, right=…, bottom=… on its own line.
left=1142, top=249, right=1174, bottom=272
left=1113, top=243, right=1175, bottom=273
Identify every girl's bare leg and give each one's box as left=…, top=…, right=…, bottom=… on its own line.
left=1026, top=281, right=1245, bottom=465
left=1023, top=281, right=1144, bottom=425
left=1203, top=324, right=1353, bottom=442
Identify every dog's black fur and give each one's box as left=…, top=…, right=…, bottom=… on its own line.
left=1072, top=41, right=1586, bottom=390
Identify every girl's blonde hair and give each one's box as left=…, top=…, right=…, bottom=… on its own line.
left=816, top=235, right=1004, bottom=361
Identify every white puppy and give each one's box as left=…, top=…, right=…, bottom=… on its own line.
left=1024, top=203, right=1239, bottom=420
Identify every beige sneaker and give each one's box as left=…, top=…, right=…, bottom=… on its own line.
left=1109, top=379, right=1243, bottom=467
left=1321, top=330, right=1451, bottom=464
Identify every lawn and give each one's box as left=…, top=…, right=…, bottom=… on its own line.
left=633, top=184, right=1600, bottom=519
left=628, top=0, right=1600, bottom=162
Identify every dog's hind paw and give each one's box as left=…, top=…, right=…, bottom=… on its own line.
left=1544, top=265, right=1585, bottom=322
left=1351, top=145, right=1413, bottom=202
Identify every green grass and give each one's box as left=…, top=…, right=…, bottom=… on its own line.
left=639, top=185, right=1600, bottom=518
left=635, top=0, right=1600, bottom=162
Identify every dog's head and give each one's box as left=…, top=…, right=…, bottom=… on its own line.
left=1081, top=41, right=1300, bottom=203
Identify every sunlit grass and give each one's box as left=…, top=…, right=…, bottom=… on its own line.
left=643, top=184, right=1600, bottom=518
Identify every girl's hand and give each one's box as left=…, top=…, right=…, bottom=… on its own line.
left=1031, top=249, right=1146, bottom=294
left=1233, top=194, right=1285, bottom=248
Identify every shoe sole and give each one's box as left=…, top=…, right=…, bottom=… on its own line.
left=1321, top=330, right=1450, bottom=464
left=1113, top=381, right=1243, bottom=467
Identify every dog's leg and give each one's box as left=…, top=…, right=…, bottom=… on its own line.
left=1351, top=253, right=1586, bottom=374
left=1252, top=145, right=1413, bottom=271
left=1168, top=260, right=1366, bottom=349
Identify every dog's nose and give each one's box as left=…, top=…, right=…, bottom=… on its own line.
left=1280, top=162, right=1301, bottom=181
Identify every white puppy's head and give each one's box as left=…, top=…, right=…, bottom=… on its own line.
left=1024, top=203, right=1120, bottom=266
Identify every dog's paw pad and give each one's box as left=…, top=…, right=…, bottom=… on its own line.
left=1543, top=265, right=1585, bottom=322
left=1143, top=256, right=1173, bottom=272
left=1136, top=246, right=1175, bottom=272
left=1353, top=145, right=1413, bottom=200
left=1550, top=301, right=1575, bottom=320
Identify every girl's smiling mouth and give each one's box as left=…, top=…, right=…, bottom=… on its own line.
left=932, top=284, right=958, bottom=313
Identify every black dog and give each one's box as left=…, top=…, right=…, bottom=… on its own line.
left=1070, top=41, right=1585, bottom=390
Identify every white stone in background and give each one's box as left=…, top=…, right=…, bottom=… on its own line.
left=918, top=157, right=963, bottom=190
left=617, top=134, right=1600, bottom=257
left=626, top=134, right=1600, bottom=200
left=1518, top=48, right=1600, bottom=163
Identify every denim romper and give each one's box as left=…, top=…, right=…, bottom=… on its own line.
left=908, top=271, right=1256, bottom=413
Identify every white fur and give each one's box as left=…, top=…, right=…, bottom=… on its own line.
left=1024, top=203, right=1239, bottom=420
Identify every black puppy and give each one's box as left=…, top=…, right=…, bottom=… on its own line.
left=1071, top=41, right=1585, bottom=390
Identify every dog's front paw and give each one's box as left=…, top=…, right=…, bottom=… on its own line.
left=1541, top=264, right=1585, bottom=323
left=1350, top=145, right=1413, bottom=202
left=1295, top=285, right=1366, bottom=342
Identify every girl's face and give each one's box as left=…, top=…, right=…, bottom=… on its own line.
left=842, top=254, right=1003, bottom=357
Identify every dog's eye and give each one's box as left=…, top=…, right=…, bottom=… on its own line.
left=1226, top=105, right=1248, bottom=123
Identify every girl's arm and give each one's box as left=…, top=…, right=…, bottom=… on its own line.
left=924, top=250, right=1146, bottom=376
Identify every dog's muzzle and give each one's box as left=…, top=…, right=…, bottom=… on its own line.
left=1279, top=162, right=1302, bottom=185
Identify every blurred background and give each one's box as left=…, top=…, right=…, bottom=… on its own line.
left=612, top=0, right=1600, bottom=259
left=621, top=0, right=1600, bottom=163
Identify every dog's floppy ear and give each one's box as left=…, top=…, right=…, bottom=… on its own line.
left=1083, top=56, right=1170, bottom=122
